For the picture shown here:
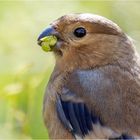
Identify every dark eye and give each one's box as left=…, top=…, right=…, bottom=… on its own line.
left=74, top=27, right=86, bottom=38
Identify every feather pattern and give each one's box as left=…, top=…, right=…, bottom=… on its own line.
left=56, top=95, right=102, bottom=138
left=56, top=88, right=134, bottom=139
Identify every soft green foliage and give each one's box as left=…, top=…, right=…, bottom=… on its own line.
left=0, top=0, right=140, bottom=139
left=40, top=36, right=57, bottom=52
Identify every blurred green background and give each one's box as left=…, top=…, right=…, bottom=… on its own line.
left=0, top=0, right=140, bottom=139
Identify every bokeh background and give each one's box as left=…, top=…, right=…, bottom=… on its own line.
left=0, top=0, right=140, bottom=139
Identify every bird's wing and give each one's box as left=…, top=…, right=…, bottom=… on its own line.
left=56, top=90, right=104, bottom=138
left=56, top=67, right=135, bottom=139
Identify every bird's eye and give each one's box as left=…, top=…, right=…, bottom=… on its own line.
left=74, top=27, right=86, bottom=38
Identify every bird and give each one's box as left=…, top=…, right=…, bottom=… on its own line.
left=37, top=13, right=140, bottom=139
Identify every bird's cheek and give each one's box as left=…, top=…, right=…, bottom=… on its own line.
left=52, top=41, right=66, bottom=56
left=55, top=41, right=63, bottom=49
left=55, top=40, right=68, bottom=51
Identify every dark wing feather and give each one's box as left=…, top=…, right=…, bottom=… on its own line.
left=63, top=101, right=83, bottom=136
left=56, top=91, right=102, bottom=138
left=56, top=96, right=73, bottom=132
left=77, top=103, right=89, bottom=135
left=84, top=104, right=93, bottom=131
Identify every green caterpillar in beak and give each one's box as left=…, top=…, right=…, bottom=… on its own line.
left=40, top=36, right=57, bottom=52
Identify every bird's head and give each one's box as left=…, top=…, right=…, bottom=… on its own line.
left=37, top=13, right=134, bottom=71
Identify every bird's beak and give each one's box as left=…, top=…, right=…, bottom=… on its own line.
left=37, top=26, right=58, bottom=52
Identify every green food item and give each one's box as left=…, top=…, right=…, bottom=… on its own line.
left=40, top=35, right=57, bottom=52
